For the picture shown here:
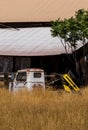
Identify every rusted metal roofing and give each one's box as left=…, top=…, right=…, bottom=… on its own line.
left=0, top=27, right=85, bottom=56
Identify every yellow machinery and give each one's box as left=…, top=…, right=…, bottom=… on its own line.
left=63, top=74, right=80, bottom=92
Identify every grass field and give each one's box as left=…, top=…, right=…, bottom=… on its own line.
left=0, top=84, right=88, bottom=130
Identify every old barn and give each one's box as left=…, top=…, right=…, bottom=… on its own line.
left=0, top=22, right=88, bottom=77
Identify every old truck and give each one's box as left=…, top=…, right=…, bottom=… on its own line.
left=9, top=68, right=45, bottom=92
left=9, top=68, right=80, bottom=93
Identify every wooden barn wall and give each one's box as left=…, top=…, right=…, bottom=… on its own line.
left=0, top=56, right=13, bottom=72
left=0, top=54, right=88, bottom=84
left=0, top=56, right=31, bottom=72
left=31, top=55, right=71, bottom=74
left=0, top=55, right=71, bottom=74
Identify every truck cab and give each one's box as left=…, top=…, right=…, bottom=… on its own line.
left=9, top=68, right=45, bottom=92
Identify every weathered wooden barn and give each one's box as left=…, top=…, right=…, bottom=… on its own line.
left=0, top=22, right=88, bottom=81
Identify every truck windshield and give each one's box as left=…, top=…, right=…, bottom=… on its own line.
left=16, top=72, right=26, bottom=81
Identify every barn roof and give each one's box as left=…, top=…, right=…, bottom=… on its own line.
left=0, top=27, right=85, bottom=56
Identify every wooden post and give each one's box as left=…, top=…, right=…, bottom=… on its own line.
left=13, top=56, right=16, bottom=72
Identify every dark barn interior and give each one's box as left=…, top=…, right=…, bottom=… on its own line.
left=0, top=54, right=71, bottom=74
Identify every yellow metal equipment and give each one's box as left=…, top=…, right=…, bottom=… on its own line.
left=63, top=74, right=80, bottom=92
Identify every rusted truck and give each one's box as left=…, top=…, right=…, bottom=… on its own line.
left=9, top=68, right=45, bottom=92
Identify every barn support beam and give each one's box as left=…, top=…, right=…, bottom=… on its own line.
left=13, top=56, right=16, bottom=72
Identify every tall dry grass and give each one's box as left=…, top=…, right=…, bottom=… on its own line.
left=0, top=86, right=88, bottom=130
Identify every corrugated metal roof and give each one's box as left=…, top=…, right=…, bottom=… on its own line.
left=0, top=27, right=84, bottom=56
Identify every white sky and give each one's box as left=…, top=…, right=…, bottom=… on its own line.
left=0, top=0, right=88, bottom=22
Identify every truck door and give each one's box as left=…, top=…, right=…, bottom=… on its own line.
left=14, top=71, right=27, bottom=91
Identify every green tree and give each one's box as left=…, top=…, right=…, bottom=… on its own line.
left=51, top=9, right=88, bottom=54
left=51, top=9, right=88, bottom=84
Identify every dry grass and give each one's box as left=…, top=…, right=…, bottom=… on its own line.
left=0, top=85, right=88, bottom=130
